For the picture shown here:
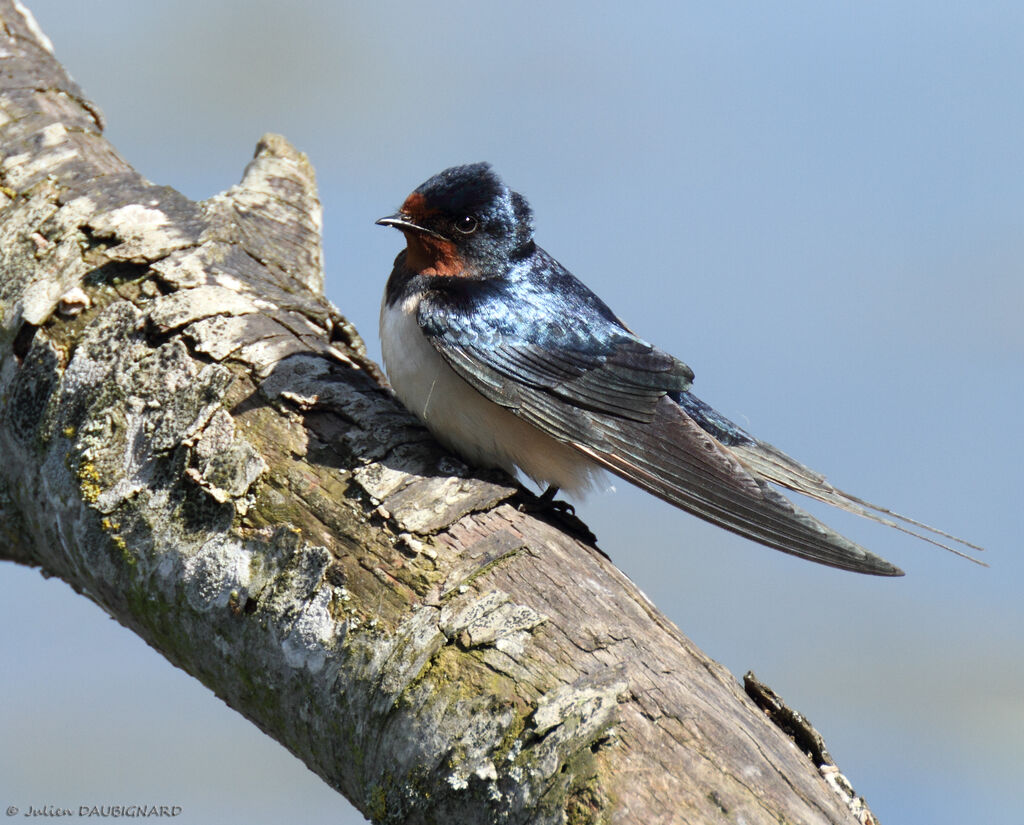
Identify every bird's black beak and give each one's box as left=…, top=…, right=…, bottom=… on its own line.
left=375, top=213, right=448, bottom=241
left=375, top=213, right=417, bottom=231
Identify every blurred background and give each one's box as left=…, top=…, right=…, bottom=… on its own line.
left=2, top=2, right=1021, bottom=823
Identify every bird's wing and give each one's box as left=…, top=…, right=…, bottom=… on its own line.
left=427, top=327, right=908, bottom=575
left=438, top=335, right=692, bottom=420
left=419, top=264, right=985, bottom=574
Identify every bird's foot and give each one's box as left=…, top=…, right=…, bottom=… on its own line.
left=519, top=486, right=600, bottom=550
left=538, top=485, right=576, bottom=516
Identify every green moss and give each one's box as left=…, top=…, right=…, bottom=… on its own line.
left=122, top=578, right=180, bottom=653
left=559, top=729, right=617, bottom=825
left=244, top=477, right=310, bottom=532
left=348, top=728, right=366, bottom=775
left=438, top=547, right=525, bottom=604
left=492, top=710, right=527, bottom=766
left=564, top=779, right=609, bottom=825
left=367, top=781, right=388, bottom=822
left=401, top=644, right=463, bottom=701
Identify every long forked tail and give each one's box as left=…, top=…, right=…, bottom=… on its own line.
left=728, top=438, right=987, bottom=566
left=570, top=396, right=906, bottom=575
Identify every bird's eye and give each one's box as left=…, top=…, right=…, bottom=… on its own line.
left=455, top=215, right=478, bottom=234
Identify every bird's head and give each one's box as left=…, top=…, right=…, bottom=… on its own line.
left=377, top=163, right=535, bottom=277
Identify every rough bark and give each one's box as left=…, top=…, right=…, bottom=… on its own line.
left=0, top=4, right=878, bottom=823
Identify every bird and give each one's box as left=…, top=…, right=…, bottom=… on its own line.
left=377, top=163, right=983, bottom=576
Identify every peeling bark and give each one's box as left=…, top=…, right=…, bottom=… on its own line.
left=0, top=4, right=879, bottom=823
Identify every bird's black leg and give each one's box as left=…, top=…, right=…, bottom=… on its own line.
left=520, top=485, right=599, bottom=551
left=539, top=485, right=576, bottom=516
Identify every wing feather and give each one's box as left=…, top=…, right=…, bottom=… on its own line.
left=430, top=335, right=904, bottom=575
left=422, top=300, right=982, bottom=574
left=728, top=439, right=985, bottom=563
left=578, top=397, right=903, bottom=574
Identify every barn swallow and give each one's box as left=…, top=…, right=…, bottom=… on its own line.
left=377, top=163, right=984, bottom=575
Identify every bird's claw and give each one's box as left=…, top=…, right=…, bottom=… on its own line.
left=519, top=486, right=599, bottom=549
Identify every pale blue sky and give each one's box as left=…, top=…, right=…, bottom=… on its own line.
left=3, top=3, right=1021, bottom=823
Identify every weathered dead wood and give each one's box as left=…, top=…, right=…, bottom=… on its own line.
left=0, top=3, right=878, bottom=823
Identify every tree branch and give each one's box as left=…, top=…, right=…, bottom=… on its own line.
left=0, top=3, right=877, bottom=822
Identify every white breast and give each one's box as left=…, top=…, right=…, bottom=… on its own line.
left=379, top=293, right=603, bottom=496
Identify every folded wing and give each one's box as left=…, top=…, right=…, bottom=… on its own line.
left=421, top=283, right=984, bottom=575
left=432, top=333, right=907, bottom=575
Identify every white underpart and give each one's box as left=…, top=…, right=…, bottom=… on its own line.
left=380, top=293, right=604, bottom=496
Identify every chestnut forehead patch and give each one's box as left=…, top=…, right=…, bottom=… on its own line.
left=400, top=191, right=435, bottom=220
